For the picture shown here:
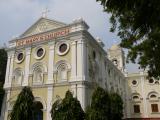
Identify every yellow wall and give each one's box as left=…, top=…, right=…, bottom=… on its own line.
left=53, top=85, right=70, bottom=102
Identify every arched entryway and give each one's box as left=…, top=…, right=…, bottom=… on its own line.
left=34, top=101, right=43, bottom=120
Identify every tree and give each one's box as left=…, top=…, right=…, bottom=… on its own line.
left=0, top=87, right=4, bottom=115
left=86, top=87, right=110, bottom=120
left=0, top=48, right=7, bottom=115
left=50, top=97, right=63, bottom=120
left=0, top=48, right=7, bottom=84
left=97, top=0, right=160, bottom=78
left=86, top=87, right=123, bottom=120
left=51, top=90, right=85, bottom=120
left=109, top=92, right=123, bottom=120
left=10, top=87, right=35, bottom=120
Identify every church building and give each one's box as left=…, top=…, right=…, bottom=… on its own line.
left=1, top=17, right=160, bottom=120
left=1, top=17, right=126, bottom=120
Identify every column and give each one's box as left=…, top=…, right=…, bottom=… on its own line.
left=140, top=72, right=148, bottom=117
left=77, top=39, right=87, bottom=81
left=47, top=41, right=55, bottom=84
left=47, top=87, right=53, bottom=120
left=8, top=51, right=15, bottom=88
left=4, top=90, right=11, bottom=120
left=82, top=40, right=87, bottom=80
left=125, top=77, right=131, bottom=118
left=4, top=53, right=11, bottom=88
left=23, top=47, right=31, bottom=86
left=71, top=40, right=77, bottom=81
left=77, top=84, right=86, bottom=110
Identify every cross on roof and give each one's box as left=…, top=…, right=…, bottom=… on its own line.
left=42, top=7, right=50, bottom=18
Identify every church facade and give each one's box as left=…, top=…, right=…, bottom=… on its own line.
left=2, top=17, right=126, bottom=120
left=1, top=17, right=160, bottom=120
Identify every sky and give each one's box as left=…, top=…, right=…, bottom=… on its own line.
left=0, top=0, right=140, bottom=73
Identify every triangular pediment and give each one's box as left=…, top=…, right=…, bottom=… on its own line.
left=20, top=17, right=66, bottom=37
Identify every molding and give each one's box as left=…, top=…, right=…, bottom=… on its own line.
left=56, top=41, right=70, bottom=56
left=23, top=47, right=31, bottom=86
left=54, top=60, right=71, bottom=72
left=15, top=51, right=25, bottom=64
left=34, top=46, right=46, bottom=60
left=31, top=62, right=48, bottom=74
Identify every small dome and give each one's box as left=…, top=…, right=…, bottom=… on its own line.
left=110, top=44, right=120, bottom=50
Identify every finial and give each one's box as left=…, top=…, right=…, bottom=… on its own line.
left=42, top=7, right=50, bottom=18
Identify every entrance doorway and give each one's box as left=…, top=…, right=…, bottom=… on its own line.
left=34, top=101, right=43, bottom=120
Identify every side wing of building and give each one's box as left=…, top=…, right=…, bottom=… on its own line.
left=125, top=72, right=160, bottom=119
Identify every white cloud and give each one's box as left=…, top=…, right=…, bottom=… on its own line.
left=0, top=0, right=138, bottom=72
left=0, top=0, right=117, bottom=48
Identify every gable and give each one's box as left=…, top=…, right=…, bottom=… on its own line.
left=20, top=17, right=66, bottom=37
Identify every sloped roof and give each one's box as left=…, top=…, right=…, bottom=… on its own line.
left=20, top=17, right=67, bottom=38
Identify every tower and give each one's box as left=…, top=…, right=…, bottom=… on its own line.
left=108, top=44, right=125, bottom=72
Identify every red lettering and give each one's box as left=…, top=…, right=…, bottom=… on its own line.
left=26, top=39, right=30, bottom=44
left=16, top=28, right=70, bottom=47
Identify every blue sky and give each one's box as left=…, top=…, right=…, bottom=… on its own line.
left=0, top=0, right=139, bottom=73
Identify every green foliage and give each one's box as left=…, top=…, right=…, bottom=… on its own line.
left=110, top=93, right=123, bottom=120
left=50, top=97, right=63, bottom=120
left=86, top=87, right=123, bottom=120
left=0, top=48, right=7, bottom=115
left=10, top=87, right=35, bottom=120
left=86, top=87, right=110, bottom=120
left=97, top=0, right=160, bottom=78
left=0, top=48, right=7, bottom=84
left=0, top=87, right=4, bottom=115
left=51, top=90, right=85, bottom=120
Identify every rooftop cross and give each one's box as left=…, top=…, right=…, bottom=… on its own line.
left=42, top=7, right=50, bottom=18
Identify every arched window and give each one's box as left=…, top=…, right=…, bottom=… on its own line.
left=133, top=96, right=139, bottom=101
left=13, top=68, right=23, bottom=85
left=155, top=81, right=159, bottom=85
left=150, top=94, right=157, bottom=99
left=93, top=51, right=96, bottom=60
left=33, top=67, right=43, bottom=84
left=148, top=78, right=154, bottom=84
left=147, top=92, right=159, bottom=113
left=112, top=59, right=118, bottom=66
left=131, top=93, right=141, bottom=102
left=31, top=62, right=47, bottom=85
left=57, top=63, right=67, bottom=81
left=55, top=60, right=71, bottom=82
left=34, top=101, right=43, bottom=120
left=148, top=92, right=158, bottom=100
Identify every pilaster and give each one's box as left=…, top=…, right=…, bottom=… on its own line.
left=140, top=72, right=148, bottom=117
left=77, top=39, right=87, bottom=81
left=47, top=41, right=55, bottom=84
left=8, top=51, right=15, bottom=88
left=4, top=90, right=11, bottom=120
left=71, top=40, right=77, bottom=81
left=47, top=87, right=53, bottom=120
left=4, top=53, right=11, bottom=88
left=23, top=47, right=31, bottom=86
left=77, top=84, right=86, bottom=110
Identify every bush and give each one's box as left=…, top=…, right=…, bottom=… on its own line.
left=51, top=90, right=85, bottom=120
